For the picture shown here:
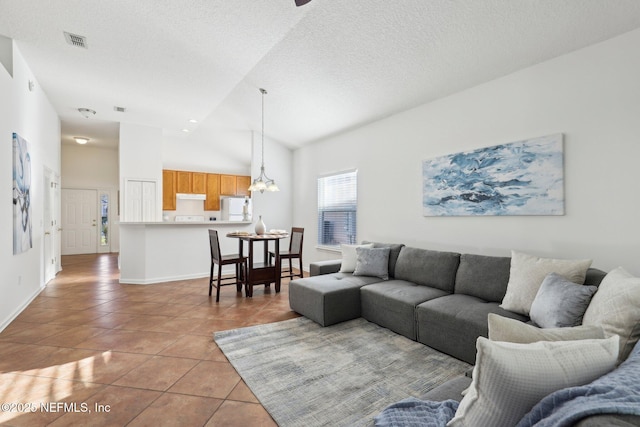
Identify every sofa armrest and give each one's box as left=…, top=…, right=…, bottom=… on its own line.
left=310, top=260, right=342, bottom=276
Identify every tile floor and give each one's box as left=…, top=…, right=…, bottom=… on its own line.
left=0, top=253, right=300, bottom=426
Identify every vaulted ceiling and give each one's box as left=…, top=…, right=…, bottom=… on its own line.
left=2, top=0, right=640, bottom=154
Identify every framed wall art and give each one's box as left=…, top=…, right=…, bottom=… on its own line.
left=422, top=133, right=564, bottom=217
left=13, top=132, right=32, bottom=254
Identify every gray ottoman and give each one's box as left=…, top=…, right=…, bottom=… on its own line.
left=289, top=273, right=382, bottom=326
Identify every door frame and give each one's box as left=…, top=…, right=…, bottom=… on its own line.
left=43, top=167, right=61, bottom=283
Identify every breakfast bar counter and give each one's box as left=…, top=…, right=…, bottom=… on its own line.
left=119, top=221, right=252, bottom=284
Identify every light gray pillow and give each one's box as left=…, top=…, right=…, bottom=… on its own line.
left=488, top=313, right=605, bottom=343
left=500, top=250, right=592, bottom=316
left=353, top=247, right=390, bottom=280
left=529, top=273, right=597, bottom=328
left=448, top=336, right=619, bottom=427
left=583, top=266, right=640, bottom=363
left=339, top=243, right=373, bottom=273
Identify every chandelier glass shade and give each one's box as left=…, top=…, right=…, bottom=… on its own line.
left=249, top=88, right=280, bottom=193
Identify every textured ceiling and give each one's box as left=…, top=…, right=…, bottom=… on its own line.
left=1, top=0, right=640, bottom=152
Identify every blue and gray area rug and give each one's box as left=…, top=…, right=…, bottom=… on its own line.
left=214, top=317, right=470, bottom=427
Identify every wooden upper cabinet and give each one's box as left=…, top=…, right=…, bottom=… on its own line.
left=162, top=170, right=177, bottom=211
left=205, top=174, right=221, bottom=211
left=176, top=171, right=192, bottom=194
left=220, top=175, right=237, bottom=196
left=164, top=170, right=249, bottom=210
left=236, top=175, right=251, bottom=197
left=192, top=172, right=206, bottom=194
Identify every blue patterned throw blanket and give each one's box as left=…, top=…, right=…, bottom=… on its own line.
left=516, top=340, right=640, bottom=427
left=374, top=398, right=458, bottom=427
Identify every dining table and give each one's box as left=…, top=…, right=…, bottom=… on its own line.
left=226, top=231, right=289, bottom=297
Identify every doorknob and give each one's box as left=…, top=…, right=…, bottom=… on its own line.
left=57, top=227, right=63, bottom=231
left=44, top=231, right=51, bottom=235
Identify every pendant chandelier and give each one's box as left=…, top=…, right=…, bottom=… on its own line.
left=248, top=88, right=280, bottom=193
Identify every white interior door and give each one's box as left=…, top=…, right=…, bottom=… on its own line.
left=62, top=189, right=98, bottom=255
left=124, top=179, right=158, bottom=222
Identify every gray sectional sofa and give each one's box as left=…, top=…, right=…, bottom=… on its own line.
left=289, top=242, right=640, bottom=425
left=290, top=242, right=604, bottom=364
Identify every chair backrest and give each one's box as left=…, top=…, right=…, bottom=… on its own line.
left=289, top=227, right=304, bottom=255
left=208, top=229, right=222, bottom=262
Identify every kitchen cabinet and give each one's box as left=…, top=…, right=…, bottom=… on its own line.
left=221, top=174, right=251, bottom=196
left=162, top=170, right=176, bottom=210
left=205, top=174, right=221, bottom=211
left=163, top=169, right=250, bottom=210
left=176, top=171, right=192, bottom=194
left=192, top=173, right=206, bottom=193
left=236, top=175, right=251, bottom=196
left=220, top=175, right=237, bottom=196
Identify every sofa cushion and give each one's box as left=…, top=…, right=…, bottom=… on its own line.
left=500, top=250, right=592, bottom=316
left=393, top=247, right=460, bottom=292
left=361, top=280, right=448, bottom=340
left=338, top=243, right=373, bottom=273
left=488, top=313, right=605, bottom=343
left=448, top=336, right=619, bottom=427
left=361, top=241, right=405, bottom=278
left=454, top=253, right=511, bottom=302
left=529, top=272, right=597, bottom=328
left=353, top=246, right=390, bottom=280
left=583, top=266, right=640, bottom=363
left=416, top=294, right=527, bottom=364
left=289, top=272, right=381, bottom=326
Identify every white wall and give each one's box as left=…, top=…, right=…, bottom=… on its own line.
left=62, top=144, right=120, bottom=251
left=162, top=130, right=251, bottom=175
left=0, top=41, right=61, bottom=330
left=294, top=28, right=640, bottom=276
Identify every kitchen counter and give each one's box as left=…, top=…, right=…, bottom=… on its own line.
left=119, top=220, right=252, bottom=225
left=119, top=221, right=256, bottom=284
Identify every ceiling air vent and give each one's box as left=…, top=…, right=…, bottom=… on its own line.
left=114, top=106, right=126, bottom=113
left=63, top=32, right=87, bottom=49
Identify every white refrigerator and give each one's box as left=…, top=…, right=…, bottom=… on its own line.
left=221, top=197, right=251, bottom=221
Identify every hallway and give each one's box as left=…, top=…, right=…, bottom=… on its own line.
left=0, top=253, right=298, bottom=426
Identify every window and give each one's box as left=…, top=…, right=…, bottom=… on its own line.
left=317, top=170, right=357, bottom=249
left=100, top=193, right=109, bottom=246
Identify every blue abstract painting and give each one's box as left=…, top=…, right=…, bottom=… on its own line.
left=13, top=133, right=32, bottom=254
left=422, top=134, right=564, bottom=216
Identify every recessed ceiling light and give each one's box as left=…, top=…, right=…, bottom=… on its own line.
left=189, top=119, right=198, bottom=123
left=182, top=129, right=190, bottom=133
left=74, top=137, right=89, bottom=145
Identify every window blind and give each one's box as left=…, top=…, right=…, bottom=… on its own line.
left=317, top=170, right=357, bottom=249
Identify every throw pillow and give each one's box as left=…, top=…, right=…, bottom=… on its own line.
left=447, top=335, right=619, bottom=427
left=338, top=243, right=373, bottom=273
left=529, top=273, right=598, bottom=328
left=583, top=266, right=640, bottom=363
left=353, top=247, right=391, bottom=280
left=499, top=250, right=592, bottom=316
left=487, top=313, right=605, bottom=344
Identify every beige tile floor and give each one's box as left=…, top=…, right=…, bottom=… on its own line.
left=0, top=253, right=300, bottom=426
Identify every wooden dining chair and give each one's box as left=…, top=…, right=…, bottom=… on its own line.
left=269, top=227, right=304, bottom=280
left=208, top=229, right=247, bottom=302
